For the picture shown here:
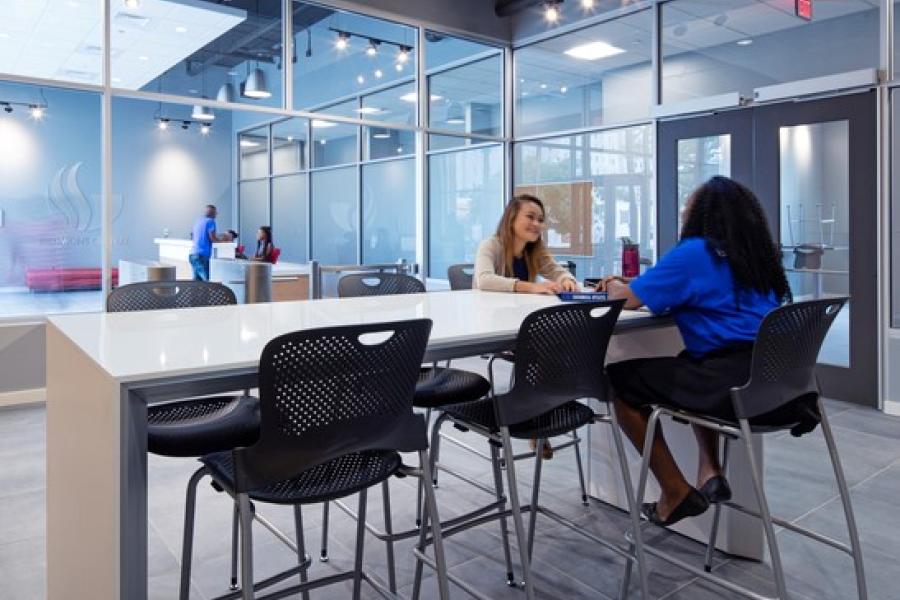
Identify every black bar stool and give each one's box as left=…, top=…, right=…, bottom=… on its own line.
left=191, top=319, right=450, bottom=600
left=624, top=298, right=866, bottom=600
left=107, top=281, right=262, bottom=596
left=318, top=272, right=490, bottom=592
left=419, top=301, right=649, bottom=600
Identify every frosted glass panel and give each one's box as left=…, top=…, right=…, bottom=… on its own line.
left=239, top=180, right=269, bottom=245
left=428, top=145, right=503, bottom=278
left=240, top=127, right=269, bottom=179
left=362, top=159, right=415, bottom=264
left=780, top=121, right=850, bottom=367
left=272, top=174, right=308, bottom=263
left=311, top=167, right=358, bottom=264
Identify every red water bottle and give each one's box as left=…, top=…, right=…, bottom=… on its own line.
left=621, top=238, right=639, bottom=278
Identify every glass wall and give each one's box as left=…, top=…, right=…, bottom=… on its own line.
left=514, top=9, right=653, bottom=137
left=661, top=0, right=879, bottom=104
left=429, top=143, right=504, bottom=278
left=514, top=125, right=654, bottom=279
left=362, top=158, right=415, bottom=264
left=311, top=166, right=357, bottom=264
left=0, top=82, right=102, bottom=317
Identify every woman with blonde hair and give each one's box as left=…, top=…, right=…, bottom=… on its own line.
left=474, top=194, right=577, bottom=293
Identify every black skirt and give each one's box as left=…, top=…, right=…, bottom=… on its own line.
left=607, top=345, right=820, bottom=434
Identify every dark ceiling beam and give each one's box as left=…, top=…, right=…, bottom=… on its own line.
left=495, top=0, right=548, bottom=18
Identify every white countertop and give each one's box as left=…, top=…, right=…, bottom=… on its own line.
left=209, top=257, right=310, bottom=277
left=154, top=238, right=236, bottom=248
left=47, top=290, right=659, bottom=384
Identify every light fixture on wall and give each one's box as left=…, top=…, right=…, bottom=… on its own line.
left=445, top=102, right=465, bottom=125
left=242, top=66, right=272, bottom=99
left=543, top=0, right=562, bottom=24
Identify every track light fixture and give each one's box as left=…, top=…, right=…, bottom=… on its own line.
left=153, top=116, right=211, bottom=135
left=157, top=118, right=169, bottom=131
left=397, top=45, right=410, bottom=63
left=0, top=99, right=49, bottom=117
left=544, top=0, right=562, bottom=23
left=328, top=28, right=412, bottom=68
left=335, top=31, right=350, bottom=51
left=366, top=40, right=379, bottom=56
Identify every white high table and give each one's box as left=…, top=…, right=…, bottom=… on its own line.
left=45, top=290, right=761, bottom=599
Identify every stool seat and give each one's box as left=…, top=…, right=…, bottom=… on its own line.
left=202, top=449, right=403, bottom=506
left=415, top=367, right=490, bottom=409
left=148, top=395, right=259, bottom=457
left=443, top=397, right=594, bottom=439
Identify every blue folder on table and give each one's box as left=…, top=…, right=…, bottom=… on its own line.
left=557, top=291, right=608, bottom=302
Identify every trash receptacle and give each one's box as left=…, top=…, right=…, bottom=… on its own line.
left=146, top=264, right=176, bottom=282
left=244, top=261, right=272, bottom=304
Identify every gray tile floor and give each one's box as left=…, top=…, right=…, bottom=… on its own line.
left=2, top=357, right=899, bottom=599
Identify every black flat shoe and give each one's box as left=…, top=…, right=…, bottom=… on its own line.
left=641, top=488, right=709, bottom=527
left=700, top=475, right=732, bottom=504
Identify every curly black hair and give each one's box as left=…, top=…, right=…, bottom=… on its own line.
left=681, top=176, right=792, bottom=304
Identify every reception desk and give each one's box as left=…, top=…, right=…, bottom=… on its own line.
left=154, top=238, right=236, bottom=279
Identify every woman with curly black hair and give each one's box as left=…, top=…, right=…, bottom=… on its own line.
left=600, top=176, right=792, bottom=526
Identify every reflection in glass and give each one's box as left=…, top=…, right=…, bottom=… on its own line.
left=514, top=9, right=653, bottom=137
left=428, top=145, right=503, bottom=278
left=112, top=0, right=282, bottom=109
left=677, top=134, right=731, bottom=223
left=292, top=1, right=416, bottom=125
left=272, top=119, right=308, bottom=175
left=780, top=121, right=850, bottom=367
left=662, top=0, right=878, bottom=104
left=514, top=125, right=654, bottom=279
left=363, top=159, right=415, bottom=264
left=238, top=180, right=269, bottom=246
left=311, top=167, right=358, bottom=265
left=429, top=54, right=502, bottom=137
left=240, top=127, right=270, bottom=179
left=272, top=174, right=308, bottom=263
left=364, top=127, right=414, bottom=160
left=0, top=83, right=102, bottom=316
left=312, top=120, right=357, bottom=168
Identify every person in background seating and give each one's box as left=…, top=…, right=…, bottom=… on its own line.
left=601, top=176, right=792, bottom=526
left=474, top=194, right=578, bottom=294
left=189, top=204, right=234, bottom=281
left=251, top=226, right=274, bottom=263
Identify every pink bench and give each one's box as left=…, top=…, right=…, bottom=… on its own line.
left=26, top=268, right=119, bottom=292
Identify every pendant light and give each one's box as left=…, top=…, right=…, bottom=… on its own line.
left=192, top=68, right=215, bottom=121
left=243, top=64, right=271, bottom=99
left=446, top=102, right=465, bottom=125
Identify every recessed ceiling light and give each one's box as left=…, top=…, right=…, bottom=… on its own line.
left=320, top=139, right=327, bottom=145
left=239, top=139, right=259, bottom=148
left=357, top=75, right=365, bottom=84
left=543, top=0, right=561, bottom=23
left=581, top=0, right=594, bottom=8
left=311, top=119, right=336, bottom=128
left=400, top=92, right=442, bottom=103
left=395, top=63, right=403, bottom=72
left=737, top=39, right=753, bottom=46
left=138, top=55, right=149, bottom=61
left=540, top=83, right=547, bottom=89
left=0, top=33, right=9, bottom=39
left=560, top=86, right=568, bottom=93
left=112, top=77, right=122, bottom=83
left=286, top=135, right=294, bottom=141
left=565, top=40, right=625, bottom=60
left=124, top=0, right=141, bottom=8
left=374, top=69, right=383, bottom=79
left=357, top=107, right=383, bottom=114
left=67, top=1, right=80, bottom=7
left=175, top=26, right=187, bottom=34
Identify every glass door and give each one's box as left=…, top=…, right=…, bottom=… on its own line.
left=754, top=92, right=877, bottom=406
left=657, top=93, right=877, bottom=406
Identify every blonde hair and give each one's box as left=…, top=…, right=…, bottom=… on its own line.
left=495, top=194, right=552, bottom=282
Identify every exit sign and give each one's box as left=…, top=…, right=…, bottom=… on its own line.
left=796, top=0, right=812, bottom=20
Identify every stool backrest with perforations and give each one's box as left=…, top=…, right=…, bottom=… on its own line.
left=231, top=318, right=432, bottom=493
left=337, top=273, right=425, bottom=298
left=107, top=280, right=237, bottom=312
left=731, top=297, right=847, bottom=420
left=494, top=300, right=624, bottom=427
left=447, top=264, right=474, bottom=290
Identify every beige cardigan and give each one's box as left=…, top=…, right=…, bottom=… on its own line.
left=473, top=236, right=576, bottom=292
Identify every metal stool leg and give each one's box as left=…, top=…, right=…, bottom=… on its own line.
left=229, top=502, right=240, bottom=590
left=238, top=493, right=255, bottom=600
left=293, top=505, right=310, bottom=600
left=420, top=449, right=452, bottom=600
left=501, top=428, right=535, bottom=600
left=818, top=398, right=867, bottom=600
left=527, top=437, right=545, bottom=561
left=381, top=479, right=398, bottom=593
left=738, top=418, right=788, bottom=600
left=491, top=442, right=516, bottom=586
left=608, top=404, right=649, bottom=600
left=573, top=430, right=589, bottom=506
left=352, top=489, right=368, bottom=600
left=416, top=408, right=434, bottom=528
left=704, top=437, right=731, bottom=573
left=179, top=467, right=207, bottom=600
left=319, top=502, right=330, bottom=562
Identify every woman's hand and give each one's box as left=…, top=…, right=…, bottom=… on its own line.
left=560, top=278, right=578, bottom=292
left=517, top=280, right=562, bottom=294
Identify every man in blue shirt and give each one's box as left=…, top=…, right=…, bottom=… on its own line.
left=190, top=205, right=234, bottom=281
